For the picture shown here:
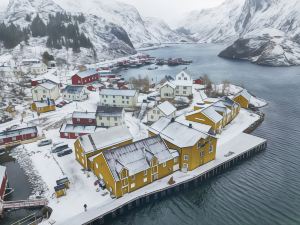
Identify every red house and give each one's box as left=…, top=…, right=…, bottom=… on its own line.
left=0, top=126, right=38, bottom=146
left=71, top=69, right=99, bottom=85
left=59, top=124, right=96, bottom=139
left=193, top=79, right=204, bottom=85
left=72, top=111, right=96, bottom=126
left=0, top=166, right=7, bottom=200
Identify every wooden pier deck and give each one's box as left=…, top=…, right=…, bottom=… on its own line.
left=57, top=132, right=267, bottom=225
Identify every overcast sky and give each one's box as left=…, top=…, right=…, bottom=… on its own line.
left=0, top=0, right=225, bottom=27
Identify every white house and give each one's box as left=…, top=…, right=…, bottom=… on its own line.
left=96, top=106, right=125, bottom=127
left=30, top=63, right=48, bottom=75
left=147, top=101, right=176, bottom=122
left=62, top=85, right=89, bottom=101
left=173, top=71, right=193, bottom=97
left=99, top=89, right=138, bottom=108
left=31, top=81, right=60, bottom=101
left=159, top=82, right=176, bottom=99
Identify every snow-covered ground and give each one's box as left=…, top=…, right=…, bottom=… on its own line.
left=0, top=73, right=266, bottom=224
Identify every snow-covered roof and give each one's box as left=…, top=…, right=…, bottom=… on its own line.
left=200, top=106, right=223, bottom=123
left=149, top=117, right=209, bottom=148
left=0, top=165, right=6, bottom=180
left=99, top=89, right=137, bottom=97
left=235, top=89, right=251, bottom=101
left=172, top=79, right=193, bottom=87
left=175, top=114, right=212, bottom=133
left=72, top=111, right=96, bottom=119
left=31, top=63, right=46, bottom=68
left=222, top=97, right=239, bottom=109
left=60, top=124, right=96, bottom=134
left=204, top=98, right=220, bottom=103
left=161, top=81, right=176, bottom=89
left=96, top=106, right=123, bottom=116
left=78, top=126, right=133, bottom=154
left=31, top=73, right=60, bottom=84
left=75, top=69, right=98, bottom=78
left=62, top=85, right=85, bottom=94
left=156, top=101, right=176, bottom=116
left=35, top=81, right=57, bottom=90
left=174, top=71, right=193, bottom=86
left=0, top=126, right=38, bottom=139
left=102, top=135, right=175, bottom=180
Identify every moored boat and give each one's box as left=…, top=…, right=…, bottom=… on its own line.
left=0, top=166, right=7, bottom=201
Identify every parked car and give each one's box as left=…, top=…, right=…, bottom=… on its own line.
left=38, top=139, right=53, bottom=147
left=57, top=148, right=73, bottom=157
left=99, top=179, right=106, bottom=190
left=56, top=103, right=64, bottom=108
left=52, top=141, right=63, bottom=147
left=51, top=143, right=69, bottom=153
left=147, top=96, right=156, bottom=101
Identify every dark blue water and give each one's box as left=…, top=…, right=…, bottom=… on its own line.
left=110, top=44, right=300, bottom=225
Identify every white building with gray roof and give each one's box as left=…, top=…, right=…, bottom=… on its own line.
left=99, top=89, right=138, bottom=108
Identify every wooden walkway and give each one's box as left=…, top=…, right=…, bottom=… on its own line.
left=2, top=199, right=48, bottom=210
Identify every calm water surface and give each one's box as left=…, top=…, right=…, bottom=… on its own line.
left=109, top=44, right=300, bottom=225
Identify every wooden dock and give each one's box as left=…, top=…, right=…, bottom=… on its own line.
left=59, top=133, right=267, bottom=225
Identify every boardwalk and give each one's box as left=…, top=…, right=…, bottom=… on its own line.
left=2, top=199, right=48, bottom=210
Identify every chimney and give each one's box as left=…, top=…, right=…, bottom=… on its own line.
left=189, top=123, right=192, bottom=128
left=171, top=117, right=175, bottom=123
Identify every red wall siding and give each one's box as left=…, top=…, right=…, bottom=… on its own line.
left=0, top=174, right=7, bottom=199
left=72, top=118, right=96, bottom=126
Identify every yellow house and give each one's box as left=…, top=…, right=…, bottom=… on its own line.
left=74, top=126, right=133, bottom=170
left=185, top=105, right=223, bottom=133
left=149, top=117, right=217, bottom=172
left=92, top=135, right=179, bottom=198
left=31, top=100, right=56, bottom=114
left=222, top=97, right=241, bottom=121
left=233, top=89, right=251, bottom=109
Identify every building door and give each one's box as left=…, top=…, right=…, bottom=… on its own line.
left=121, top=177, right=129, bottom=195
left=182, top=163, right=188, bottom=173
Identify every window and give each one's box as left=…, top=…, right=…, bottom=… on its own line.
left=197, top=142, right=205, bottom=149
left=34, top=90, right=38, bottom=93
left=183, top=91, right=186, bottom=94
left=151, top=115, right=154, bottom=119
left=98, top=116, right=102, bottom=120
left=113, top=95, right=115, bottom=98
left=131, top=175, right=135, bottom=180
left=114, top=117, right=117, bottom=121
left=143, top=177, right=147, bottom=183
left=77, top=118, right=80, bottom=122
left=209, top=145, right=214, bottom=153
left=200, top=151, right=205, bottom=157
left=113, top=100, right=116, bottom=103
left=174, top=157, right=178, bottom=163
left=162, top=162, right=166, bottom=167
left=184, top=78, right=187, bottom=80
left=127, top=101, right=129, bottom=104
left=183, top=86, right=187, bottom=90
left=107, top=117, right=110, bottom=120
left=184, top=155, right=189, bottom=161
left=144, top=170, right=147, bottom=176
left=31, top=133, right=35, bottom=137
left=130, top=183, right=135, bottom=188
left=12, top=137, right=16, bottom=141
left=126, top=96, right=129, bottom=99
left=115, top=123, right=118, bottom=126
left=89, top=119, right=92, bottom=122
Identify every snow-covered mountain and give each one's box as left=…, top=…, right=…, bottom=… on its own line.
left=0, top=0, right=185, bottom=64
left=178, top=0, right=300, bottom=66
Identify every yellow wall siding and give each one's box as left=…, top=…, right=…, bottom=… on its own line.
left=233, top=95, right=249, bottom=108
left=31, top=103, right=56, bottom=113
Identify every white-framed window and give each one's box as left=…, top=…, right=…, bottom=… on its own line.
left=143, top=177, right=147, bottom=183
left=12, top=137, right=16, bottom=141
left=151, top=115, right=154, bottom=119
left=184, top=155, right=189, bottom=161
left=31, top=133, right=35, bottom=137
left=130, top=183, right=135, bottom=188
left=144, top=170, right=147, bottom=176
left=77, top=118, right=80, bottom=122
left=174, top=157, right=178, bottom=163
left=200, top=151, right=205, bottom=157
left=88, top=119, right=92, bottom=122
left=131, top=175, right=135, bottom=180
left=162, top=162, right=166, bottom=167
left=209, top=145, right=214, bottom=153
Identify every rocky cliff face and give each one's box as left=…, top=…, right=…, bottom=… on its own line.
left=178, top=0, right=300, bottom=66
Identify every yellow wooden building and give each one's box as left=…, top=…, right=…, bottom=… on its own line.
left=74, top=126, right=133, bottom=170
left=31, top=100, right=56, bottom=114
left=92, top=135, right=179, bottom=198
left=233, top=89, right=251, bottom=109
left=149, top=117, right=217, bottom=172
left=185, top=105, right=224, bottom=133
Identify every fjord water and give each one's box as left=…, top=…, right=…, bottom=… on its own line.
left=111, top=44, right=300, bottom=225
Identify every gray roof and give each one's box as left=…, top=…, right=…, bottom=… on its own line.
left=76, top=69, right=98, bottom=78
left=0, top=126, right=38, bottom=139
left=149, top=117, right=209, bottom=148
left=60, top=124, right=96, bottom=134
left=78, top=126, right=133, bottom=154
left=99, top=89, right=137, bottom=97
left=72, top=111, right=96, bottom=119
left=102, top=135, right=175, bottom=181
left=62, top=85, right=85, bottom=94
left=96, top=106, right=123, bottom=116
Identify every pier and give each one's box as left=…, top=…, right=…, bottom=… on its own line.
left=58, top=132, right=267, bottom=225
left=0, top=199, right=48, bottom=218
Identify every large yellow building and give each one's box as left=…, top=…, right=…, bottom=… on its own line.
left=74, top=126, right=133, bottom=170
left=233, top=89, right=251, bottom=109
left=92, top=135, right=179, bottom=198
left=149, top=117, right=217, bottom=172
